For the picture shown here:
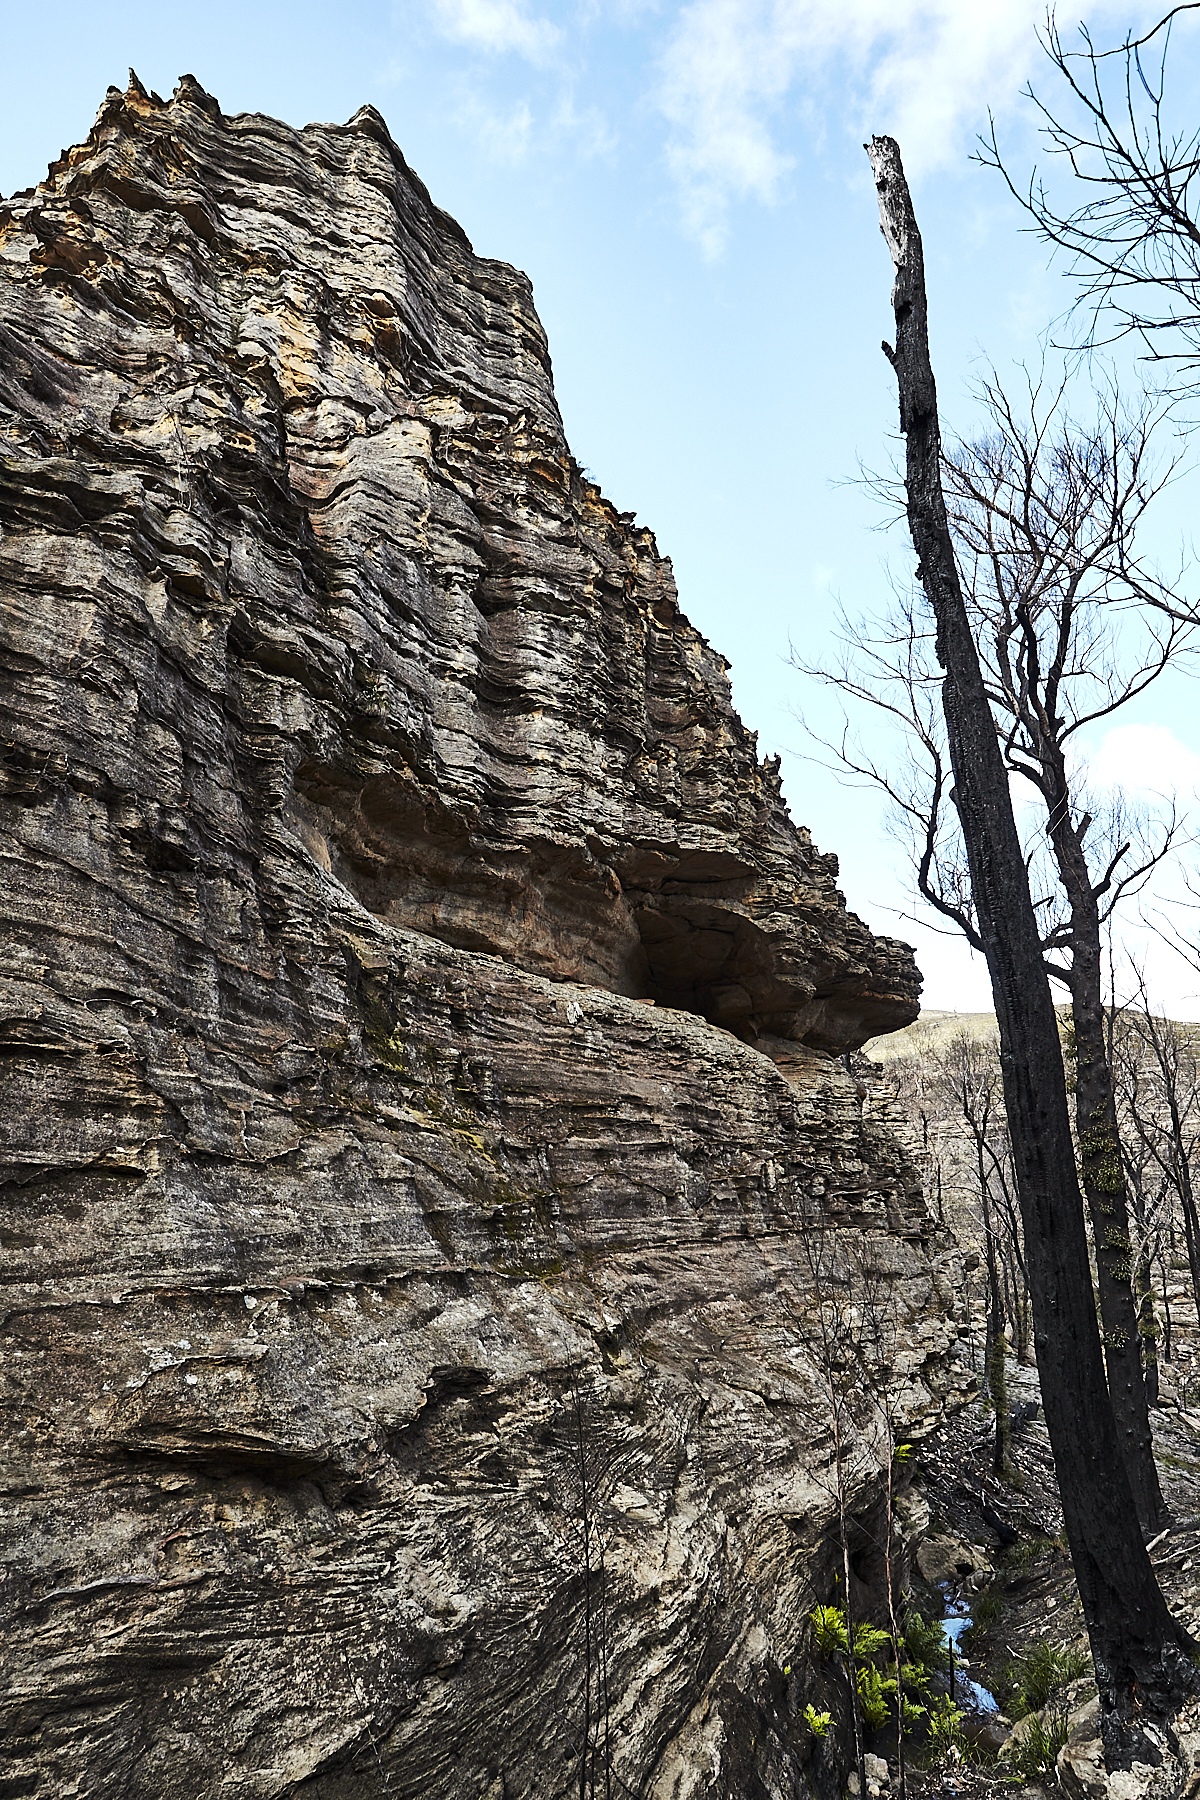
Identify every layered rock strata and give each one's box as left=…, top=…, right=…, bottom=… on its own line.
left=0, top=76, right=959, bottom=1799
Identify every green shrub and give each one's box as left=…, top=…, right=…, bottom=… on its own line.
left=803, top=1703, right=833, bottom=1738
left=1006, top=1641, right=1090, bottom=1717
left=1003, top=1534, right=1057, bottom=1575
left=810, top=1603, right=938, bottom=1737
left=899, top=1660, right=930, bottom=1697
left=960, top=1584, right=1004, bottom=1653
left=1007, top=1708, right=1071, bottom=1781
left=809, top=1606, right=892, bottom=1662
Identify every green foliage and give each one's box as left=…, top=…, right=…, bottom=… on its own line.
left=900, top=1696, right=928, bottom=1733
left=802, top=1703, right=833, bottom=1738
left=852, top=1622, right=892, bottom=1660
left=1062, top=1013, right=1078, bottom=1093
left=810, top=1604, right=948, bottom=1739
left=902, top=1610, right=951, bottom=1673
left=965, top=1585, right=1004, bottom=1638
left=809, top=1606, right=889, bottom=1663
left=1080, top=1111, right=1123, bottom=1194
left=960, top=1589, right=1003, bottom=1659
left=856, top=1663, right=896, bottom=1731
left=925, top=1696, right=966, bottom=1761
left=899, top=1660, right=931, bottom=1697
left=1002, top=1534, right=1057, bottom=1575
left=893, top=1442, right=914, bottom=1465
left=810, top=1605, right=849, bottom=1657
left=1004, top=1641, right=1090, bottom=1718
left=1007, top=1708, right=1071, bottom=1781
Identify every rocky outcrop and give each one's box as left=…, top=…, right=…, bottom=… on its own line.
left=0, top=70, right=918, bottom=1052
left=0, top=75, right=959, bottom=1799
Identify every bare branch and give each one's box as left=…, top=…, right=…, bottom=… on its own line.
left=978, top=8, right=1200, bottom=395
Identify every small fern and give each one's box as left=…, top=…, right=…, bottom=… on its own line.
left=899, top=1660, right=931, bottom=1697
left=853, top=1621, right=892, bottom=1660
left=857, top=1663, right=895, bottom=1731
left=900, top=1696, right=927, bottom=1733
left=810, top=1605, right=849, bottom=1657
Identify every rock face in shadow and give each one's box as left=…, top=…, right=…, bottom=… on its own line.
left=0, top=76, right=958, bottom=1800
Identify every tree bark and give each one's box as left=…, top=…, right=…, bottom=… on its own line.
left=1035, top=752, right=1165, bottom=1526
left=1068, top=981, right=1165, bottom=1527
left=866, top=133, right=1194, bottom=1757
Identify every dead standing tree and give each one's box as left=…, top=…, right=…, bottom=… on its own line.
left=937, top=1031, right=1017, bottom=1475
left=1114, top=984, right=1200, bottom=1352
left=804, top=367, right=1191, bottom=1527
left=955, top=1050, right=1031, bottom=1371
left=886, top=1033, right=1032, bottom=1366
left=864, top=135, right=1194, bottom=1760
left=938, top=379, right=1191, bottom=1532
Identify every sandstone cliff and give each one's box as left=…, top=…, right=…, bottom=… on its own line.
left=0, top=75, right=963, bottom=1799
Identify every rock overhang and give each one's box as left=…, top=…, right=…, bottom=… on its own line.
left=1, top=69, right=919, bottom=1054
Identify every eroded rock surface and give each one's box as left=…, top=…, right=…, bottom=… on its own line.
left=0, top=75, right=958, bottom=1799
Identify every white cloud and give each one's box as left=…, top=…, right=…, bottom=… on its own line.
left=453, top=94, right=537, bottom=163
left=657, top=0, right=1137, bottom=255
left=429, top=3, right=618, bottom=163
left=1081, top=723, right=1200, bottom=803
left=551, top=94, right=618, bottom=161
left=432, top=0, right=561, bottom=64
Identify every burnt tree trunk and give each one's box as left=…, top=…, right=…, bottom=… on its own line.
left=1031, top=740, right=1165, bottom=1526
left=1070, top=1036, right=1163, bottom=1496
left=1068, top=964, right=1165, bottom=1528
left=866, top=134, right=1193, bottom=1758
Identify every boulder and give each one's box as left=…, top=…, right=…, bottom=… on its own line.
left=916, top=1534, right=991, bottom=1585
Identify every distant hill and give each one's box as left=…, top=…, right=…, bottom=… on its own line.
left=864, top=1009, right=999, bottom=1063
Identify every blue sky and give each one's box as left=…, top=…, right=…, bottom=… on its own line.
left=6, top=0, right=1200, bottom=1015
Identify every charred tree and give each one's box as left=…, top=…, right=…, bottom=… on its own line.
left=1117, top=997, right=1200, bottom=1341
left=866, top=133, right=1194, bottom=1758
left=937, top=391, right=1192, bottom=1531
left=798, top=369, right=1189, bottom=1520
